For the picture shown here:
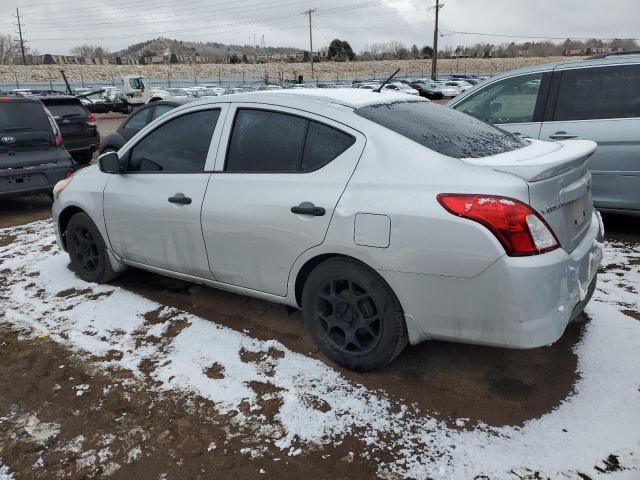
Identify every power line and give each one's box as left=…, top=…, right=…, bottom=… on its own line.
left=443, top=30, right=640, bottom=42
left=26, top=0, right=409, bottom=42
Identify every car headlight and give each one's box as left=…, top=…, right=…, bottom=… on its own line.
left=53, top=174, right=73, bottom=199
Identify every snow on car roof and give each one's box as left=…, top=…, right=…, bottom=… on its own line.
left=224, top=88, right=427, bottom=109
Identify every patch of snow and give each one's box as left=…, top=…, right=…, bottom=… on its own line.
left=126, top=446, right=142, bottom=463
left=242, top=87, right=428, bottom=109
left=0, top=462, right=14, bottom=480
left=1, top=220, right=639, bottom=479
left=14, top=414, right=60, bottom=446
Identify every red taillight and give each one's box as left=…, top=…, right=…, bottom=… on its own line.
left=65, top=171, right=74, bottom=178
left=87, top=113, right=97, bottom=126
left=437, top=194, right=560, bottom=256
left=0, top=97, right=14, bottom=102
left=55, top=131, right=63, bottom=146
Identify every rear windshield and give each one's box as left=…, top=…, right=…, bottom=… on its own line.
left=41, top=98, right=87, bottom=118
left=355, top=101, right=529, bottom=158
left=0, top=101, right=51, bottom=134
left=0, top=101, right=53, bottom=150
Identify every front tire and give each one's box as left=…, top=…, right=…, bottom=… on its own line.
left=301, top=258, right=408, bottom=371
left=66, top=212, right=119, bottom=284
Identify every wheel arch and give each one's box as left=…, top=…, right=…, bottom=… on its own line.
left=57, top=205, right=86, bottom=250
left=293, top=253, right=382, bottom=308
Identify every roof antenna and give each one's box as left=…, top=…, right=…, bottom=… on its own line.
left=374, top=68, right=401, bottom=93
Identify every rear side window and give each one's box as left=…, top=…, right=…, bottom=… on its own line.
left=302, top=122, right=355, bottom=171
left=356, top=101, right=528, bottom=158
left=225, top=109, right=355, bottom=173
left=41, top=99, right=87, bottom=118
left=128, top=109, right=219, bottom=173
left=554, top=64, right=640, bottom=121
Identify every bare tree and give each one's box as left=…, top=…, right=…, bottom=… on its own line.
left=0, top=34, right=18, bottom=64
left=70, top=44, right=111, bottom=57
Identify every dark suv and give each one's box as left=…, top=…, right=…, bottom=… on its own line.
left=38, top=96, right=100, bottom=164
left=0, top=96, right=76, bottom=198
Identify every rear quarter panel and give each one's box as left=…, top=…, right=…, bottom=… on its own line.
left=290, top=123, right=531, bottom=281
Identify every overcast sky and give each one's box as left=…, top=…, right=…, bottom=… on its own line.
left=5, top=0, right=640, bottom=55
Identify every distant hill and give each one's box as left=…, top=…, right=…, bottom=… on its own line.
left=114, top=37, right=299, bottom=62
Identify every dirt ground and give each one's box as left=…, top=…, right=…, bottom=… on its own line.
left=1, top=114, right=639, bottom=478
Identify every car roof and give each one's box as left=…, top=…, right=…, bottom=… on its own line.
left=35, top=95, right=82, bottom=102
left=189, top=88, right=427, bottom=110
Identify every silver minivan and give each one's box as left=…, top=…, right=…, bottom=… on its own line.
left=448, top=53, right=640, bottom=215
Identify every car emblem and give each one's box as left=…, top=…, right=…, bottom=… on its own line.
left=63, top=119, right=70, bottom=124
left=1, top=136, right=16, bottom=144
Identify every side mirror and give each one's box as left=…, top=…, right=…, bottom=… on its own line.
left=98, top=151, right=125, bottom=174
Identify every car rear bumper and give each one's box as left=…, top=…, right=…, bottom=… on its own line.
left=382, top=211, right=604, bottom=348
left=64, top=137, right=100, bottom=153
left=0, top=162, right=75, bottom=197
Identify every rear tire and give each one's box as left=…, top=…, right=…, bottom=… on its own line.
left=301, top=258, right=408, bottom=371
left=66, top=212, right=119, bottom=284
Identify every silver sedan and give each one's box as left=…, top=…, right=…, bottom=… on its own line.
left=52, top=89, right=604, bottom=371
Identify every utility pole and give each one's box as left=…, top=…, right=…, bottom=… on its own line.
left=431, top=0, right=443, bottom=80
left=305, top=8, right=317, bottom=79
left=14, top=8, right=27, bottom=65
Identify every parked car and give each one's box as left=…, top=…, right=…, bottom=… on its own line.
left=448, top=53, right=640, bottom=214
left=433, top=82, right=461, bottom=98
left=1, top=95, right=75, bottom=197
left=37, top=95, right=99, bottom=164
left=99, top=99, right=191, bottom=154
left=166, top=88, right=193, bottom=99
left=53, top=89, right=603, bottom=371
left=444, top=80, right=473, bottom=93
left=381, top=82, right=420, bottom=95
left=410, top=81, right=444, bottom=99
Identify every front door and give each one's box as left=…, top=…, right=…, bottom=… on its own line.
left=539, top=64, right=640, bottom=212
left=201, top=105, right=365, bottom=296
left=104, top=106, right=225, bottom=278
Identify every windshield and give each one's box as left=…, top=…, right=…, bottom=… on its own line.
left=355, top=101, right=529, bottom=159
left=41, top=99, right=87, bottom=118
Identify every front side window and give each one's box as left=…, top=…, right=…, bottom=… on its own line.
left=225, top=109, right=355, bottom=173
left=128, top=109, right=219, bottom=173
left=454, top=73, right=543, bottom=124
left=554, top=65, right=640, bottom=121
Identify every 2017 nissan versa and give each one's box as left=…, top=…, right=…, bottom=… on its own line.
left=52, top=89, right=604, bottom=371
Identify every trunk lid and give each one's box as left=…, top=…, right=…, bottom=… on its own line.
left=462, top=139, right=597, bottom=253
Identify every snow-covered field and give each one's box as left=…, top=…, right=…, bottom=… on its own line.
left=1, top=220, right=639, bottom=479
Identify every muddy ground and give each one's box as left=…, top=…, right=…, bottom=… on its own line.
left=0, top=114, right=639, bottom=478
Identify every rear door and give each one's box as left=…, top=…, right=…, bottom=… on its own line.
left=540, top=63, right=640, bottom=212
left=452, top=71, right=551, bottom=139
left=201, top=104, right=365, bottom=296
left=103, top=105, right=227, bottom=278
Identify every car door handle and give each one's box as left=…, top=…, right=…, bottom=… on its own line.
left=549, top=131, right=578, bottom=140
left=291, top=202, right=325, bottom=217
left=168, top=193, right=192, bottom=205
